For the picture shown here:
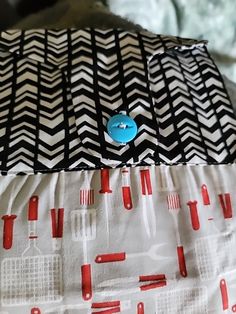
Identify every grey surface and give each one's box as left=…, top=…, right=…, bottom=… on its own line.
left=13, top=0, right=142, bottom=30
left=0, top=0, right=19, bottom=29
left=223, top=76, right=236, bottom=113
left=109, top=0, right=236, bottom=82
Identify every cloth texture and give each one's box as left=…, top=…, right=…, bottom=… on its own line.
left=1, top=29, right=236, bottom=314
left=0, top=166, right=236, bottom=313
left=0, top=29, right=236, bottom=174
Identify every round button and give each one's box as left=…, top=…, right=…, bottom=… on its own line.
left=107, top=114, right=138, bottom=144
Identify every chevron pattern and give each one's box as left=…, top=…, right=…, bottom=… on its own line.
left=148, top=45, right=236, bottom=164
left=0, top=29, right=236, bottom=174
left=0, top=50, right=12, bottom=170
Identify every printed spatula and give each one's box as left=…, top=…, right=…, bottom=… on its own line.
left=71, top=209, right=96, bottom=301
left=167, top=193, right=187, bottom=277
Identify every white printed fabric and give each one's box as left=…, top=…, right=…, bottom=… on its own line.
left=0, top=165, right=236, bottom=313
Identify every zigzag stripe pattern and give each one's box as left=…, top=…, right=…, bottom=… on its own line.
left=37, top=65, right=66, bottom=169
left=119, top=32, right=158, bottom=163
left=2, top=55, right=38, bottom=172
left=70, top=29, right=102, bottom=162
left=146, top=40, right=236, bottom=164
left=178, top=48, right=235, bottom=162
left=0, top=29, right=236, bottom=174
left=0, top=51, right=14, bottom=169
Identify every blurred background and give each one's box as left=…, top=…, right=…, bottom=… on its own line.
left=1, top=0, right=236, bottom=82
left=109, top=0, right=236, bottom=83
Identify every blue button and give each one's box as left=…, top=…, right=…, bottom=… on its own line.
left=107, top=114, right=138, bottom=144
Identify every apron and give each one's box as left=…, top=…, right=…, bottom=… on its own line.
left=0, top=28, right=236, bottom=314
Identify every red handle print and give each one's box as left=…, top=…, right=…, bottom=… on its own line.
left=187, top=201, right=200, bottom=231
left=140, top=169, right=152, bottom=195
left=28, top=196, right=38, bottom=221
left=139, top=274, right=166, bottom=282
left=92, top=308, right=120, bottom=314
left=57, top=208, right=64, bottom=237
left=177, top=246, right=187, bottom=277
left=218, top=194, right=233, bottom=219
left=140, top=280, right=167, bottom=291
left=137, top=302, right=144, bottom=314
left=51, top=208, right=57, bottom=237
left=51, top=208, right=64, bottom=238
left=122, top=187, right=133, bottom=210
left=220, top=279, right=229, bottom=310
left=81, top=264, right=92, bottom=300
left=95, top=252, right=126, bottom=263
left=232, top=304, right=236, bottom=312
left=92, top=301, right=120, bottom=308
left=31, top=308, right=41, bottom=314
left=201, top=184, right=210, bottom=205
left=92, top=301, right=120, bottom=314
left=99, top=169, right=112, bottom=193
left=2, top=214, right=17, bottom=250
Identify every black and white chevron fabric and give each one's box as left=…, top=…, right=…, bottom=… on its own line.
left=0, top=29, right=236, bottom=174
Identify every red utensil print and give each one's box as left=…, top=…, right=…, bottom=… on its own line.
left=31, top=308, right=41, bottom=314
left=28, top=196, right=38, bottom=220
left=220, top=279, right=229, bottom=310
left=201, top=184, right=210, bottom=205
left=81, top=264, right=92, bottom=301
left=140, top=169, right=156, bottom=238
left=139, top=280, right=166, bottom=291
left=218, top=194, right=233, bottom=219
left=167, top=193, right=187, bottom=277
left=98, top=274, right=167, bottom=294
left=80, top=189, right=94, bottom=206
left=96, top=252, right=154, bottom=263
left=2, top=214, right=17, bottom=250
left=99, top=169, right=112, bottom=246
left=1, top=195, right=63, bottom=306
left=28, top=196, right=39, bottom=242
left=121, top=169, right=133, bottom=210
left=139, top=274, right=167, bottom=291
left=187, top=200, right=200, bottom=231
left=95, top=252, right=126, bottom=262
left=1, top=183, right=19, bottom=250
left=91, top=300, right=130, bottom=313
left=50, top=208, right=64, bottom=251
left=1, top=179, right=29, bottom=250
left=176, top=246, right=187, bottom=278
left=95, top=243, right=168, bottom=263
left=137, top=302, right=144, bottom=314
left=232, top=304, right=236, bottom=312
left=99, top=169, right=112, bottom=193
left=92, top=301, right=120, bottom=313
left=140, top=169, right=152, bottom=195
left=50, top=172, right=65, bottom=251
left=71, top=209, right=96, bottom=301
